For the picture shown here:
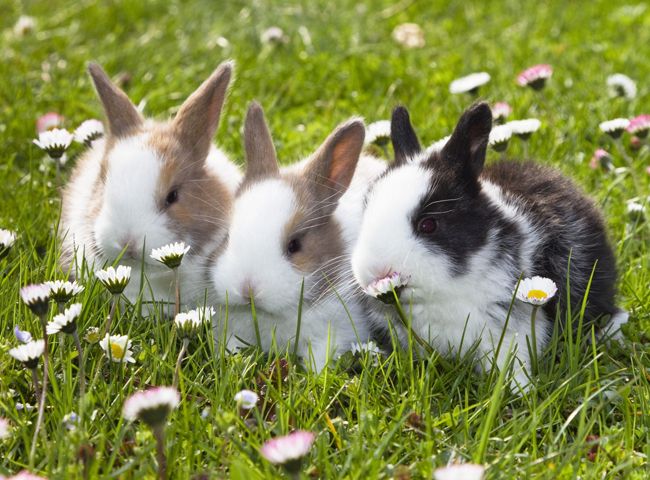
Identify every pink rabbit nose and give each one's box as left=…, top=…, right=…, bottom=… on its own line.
left=117, top=237, right=140, bottom=259
left=240, top=281, right=256, bottom=303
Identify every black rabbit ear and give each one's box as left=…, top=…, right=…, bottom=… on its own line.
left=391, top=106, right=421, bottom=166
left=440, top=102, right=492, bottom=180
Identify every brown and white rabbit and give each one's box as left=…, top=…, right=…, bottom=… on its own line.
left=60, top=62, right=241, bottom=306
left=352, top=103, right=627, bottom=387
left=208, top=102, right=385, bottom=370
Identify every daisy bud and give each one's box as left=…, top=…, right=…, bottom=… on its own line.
left=45, top=280, right=84, bottom=303
left=20, top=284, right=50, bottom=317
left=9, top=340, right=45, bottom=370
left=174, top=307, right=215, bottom=339
left=517, top=64, right=553, bottom=90
left=123, top=387, right=180, bottom=428
left=84, top=327, right=102, bottom=344
left=491, top=102, right=512, bottom=123
left=46, top=303, right=82, bottom=335
left=234, top=389, right=259, bottom=410
left=33, top=128, right=74, bottom=159
left=95, top=265, right=131, bottom=294
left=150, top=242, right=190, bottom=269
left=449, top=72, right=491, bottom=95
left=590, top=149, right=614, bottom=171
left=260, top=430, right=316, bottom=474
left=515, top=276, right=558, bottom=306
left=36, top=112, right=64, bottom=133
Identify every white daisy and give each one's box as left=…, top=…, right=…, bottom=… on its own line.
left=261, top=26, right=288, bottom=44
left=20, top=284, right=50, bottom=316
left=73, top=119, right=104, bottom=146
left=627, top=115, right=650, bottom=138
left=607, top=74, right=637, bottom=99
left=515, top=276, right=558, bottom=306
left=9, top=340, right=45, bottom=369
left=599, top=118, right=630, bottom=138
left=392, top=23, right=425, bottom=49
left=488, top=124, right=513, bottom=152
left=434, top=463, right=485, bottom=480
left=365, top=120, right=391, bottom=147
left=491, top=102, right=512, bottom=122
left=46, top=303, right=82, bottom=335
left=350, top=341, right=382, bottom=356
left=150, top=242, right=190, bottom=269
left=13, top=15, right=36, bottom=36
left=36, top=112, right=64, bottom=133
left=0, top=229, right=17, bottom=257
left=363, top=272, right=410, bottom=304
left=99, top=334, right=135, bottom=363
left=95, top=265, right=131, bottom=294
left=260, top=430, right=316, bottom=466
left=506, top=119, right=541, bottom=139
left=626, top=200, right=645, bottom=222
left=123, top=387, right=180, bottom=427
left=517, top=64, right=553, bottom=90
left=234, top=389, right=259, bottom=410
left=14, top=325, right=33, bottom=344
left=45, top=280, right=84, bottom=303
left=0, top=417, right=11, bottom=440
left=449, top=72, right=491, bottom=95
left=174, top=306, right=215, bottom=338
left=33, top=128, right=74, bottom=159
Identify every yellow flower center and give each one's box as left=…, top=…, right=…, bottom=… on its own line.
left=527, top=289, right=548, bottom=300
left=110, top=343, right=125, bottom=359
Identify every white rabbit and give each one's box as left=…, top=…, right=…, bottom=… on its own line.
left=209, top=102, right=384, bottom=370
left=352, top=103, right=626, bottom=388
left=60, top=62, right=241, bottom=308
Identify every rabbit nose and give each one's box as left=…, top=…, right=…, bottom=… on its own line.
left=240, top=281, right=256, bottom=303
left=117, top=237, right=140, bottom=259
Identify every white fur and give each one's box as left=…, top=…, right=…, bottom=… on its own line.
left=61, top=134, right=241, bottom=309
left=209, top=157, right=384, bottom=370
left=352, top=164, right=549, bottom=388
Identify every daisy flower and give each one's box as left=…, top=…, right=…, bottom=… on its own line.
left=9, top=340, right=45, bottom=369
left=488, top=124, right=513, bottom=152
left=46, top=303, right=82, bottom=335
left=99, top=334, right=135, bottom=363
left=392, top=23, right=425, bottom=49
left=260, top=430, right=316, bottom=471
left=350, top=341, right=382, bottom=356
left=506, top=119, right=541, bottom=139
left=8, top=471, right=49, bottom=480
left=74, top=119, right=104, bottom=146
left=234, top=389, right=259, bottom=410
left=0, top=228, right=17, bottom=258
left=0, top=417, right=11, bottom=440
left=426, top=135, right=451, bottom=155
left=517, top=64, right=553, bottom=90
left=13, top=15, right=36, bottom=36
left=36, top=112, right=64, bottom=133
left=590, top=149, right=614, bottom=171
left=627, top=114, right=650, bottom=138
left=449, top=72, right=491, bottom=95
left=95, top=265, right=131, bottom=294
left=365, top=120, right=391, bottom=147
left=515, top=276, right=558, bottom=306
left=84, top=327, right=101, bottom=344
left=599, top=118, right=630, bottom=139
left=491, top=102, right=512, bottom=123
left=14, top=325, right=33, bottom=344
left=261, top=26, right=288, bottom=44
left=434, top=463, right=485, bottom=480
left=33, top=128, right=74, bottom=159
left=123, top=387, right=180, bottom=427
left=607, top=74, right=637, bottom=99
left=174, top=306, right=215, bottom=338
left=150, top=242, right=190, bottom=269
left=627, top=200, right=645, bottom=222
left=45, top=280, right=84, bottom=303
left=20, top=284, right=50, bottom=317
left=363, top=272, right=409, bottom=304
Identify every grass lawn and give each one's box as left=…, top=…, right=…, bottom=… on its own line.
left=1, top=0, right=649, bottom=478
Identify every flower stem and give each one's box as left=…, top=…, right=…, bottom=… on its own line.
left=173, top=338, right=189, bottom=389
left=73, top=330, right=86, bottom=398
left=392, top=292, right=434, bottom=357
left=31, top=367, right=41, bottom=404
left=530, top=306, right=539, bottom=374
left=153, top=425, right=167, bottom=480
left=104, top=294, right=119, bottom=336
left=174, top=267, right=181, bottom=318
left=30, top=315, right=50, bottom=465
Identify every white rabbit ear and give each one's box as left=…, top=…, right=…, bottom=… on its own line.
left=88, top=63, right=143, bottom=138
left=172, top=60, right=233, bottom=160
left=243, top=101, right=279, bottom=183
left=304, top=118, right=365, bottom=208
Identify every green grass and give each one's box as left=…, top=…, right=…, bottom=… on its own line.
left=1, top=0, right=650, bottom=478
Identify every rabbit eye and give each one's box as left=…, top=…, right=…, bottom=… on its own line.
left=417, top=217, right=437, bottom=235
left=287, top=238, right=302, bottom=255
left=165, top=189, right=179, bottom=207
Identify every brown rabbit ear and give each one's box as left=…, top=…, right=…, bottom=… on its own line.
left=303, top=118, right=365, bottom=211
left=88, top=63, right=143, bottom=138
left=243, top=101, right=280, bottom=183
left=172, top=60, right=233, bottom=160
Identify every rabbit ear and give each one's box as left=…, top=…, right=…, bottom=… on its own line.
left=391, top=106, right=421, bottom=166
left=303, top=118, right=365, bottom=211
left=88, top=63, right=143, bottom=138
left=243, top=101, right=280, bottom=183
left=440, top=102, right=492, bottom=180
left=172, top=61, right=233, bottom=160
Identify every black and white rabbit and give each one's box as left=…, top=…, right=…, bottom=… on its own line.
left=352, top=102, right=627, bottom=387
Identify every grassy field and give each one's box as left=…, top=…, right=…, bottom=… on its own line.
left=1, top=0, right=650, bottom=478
